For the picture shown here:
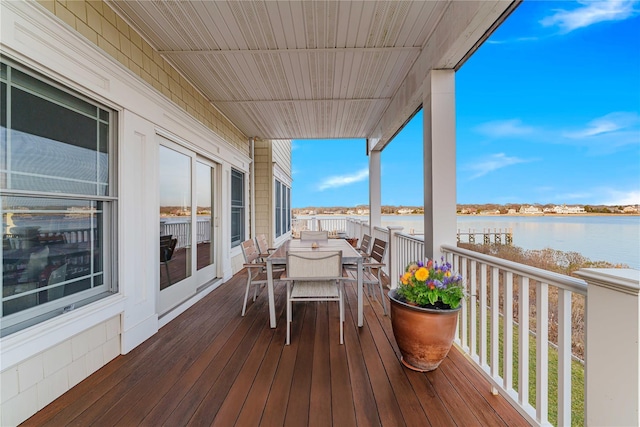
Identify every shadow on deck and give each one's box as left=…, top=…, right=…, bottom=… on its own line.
left=22, top=268, right=529, bottom=426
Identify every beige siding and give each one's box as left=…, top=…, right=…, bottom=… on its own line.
left=36, top=0, right=248, bottom=155
left=254, top=140, right=273, bottom=243
left=272, top=140, right=292, bottom=178
left=0, top=316, right=120, bottom=426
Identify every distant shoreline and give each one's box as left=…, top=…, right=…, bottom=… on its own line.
left=294, top=213, right=640, bottom=217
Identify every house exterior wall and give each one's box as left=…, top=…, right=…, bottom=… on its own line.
left=253, top=139, right=292, bottom=247
left=254, top=140, right=273, bottom=242
left=0, top=1, right=285, bottom=424
left=1, top=316, right=120, bottom=426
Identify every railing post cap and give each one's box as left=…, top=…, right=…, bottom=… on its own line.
left=576, top=268, right=640, bottom=295
left=387, top=225, right=404, bottom=231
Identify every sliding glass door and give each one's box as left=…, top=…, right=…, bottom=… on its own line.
left=158, top=137, right=218, bottom=314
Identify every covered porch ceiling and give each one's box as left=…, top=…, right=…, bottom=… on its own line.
left=109, top=0, right=518, bottom=150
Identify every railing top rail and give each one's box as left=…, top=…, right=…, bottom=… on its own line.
left=395, top=232, right=424, bottom=244
left=441, top=244, right=588, bottom=296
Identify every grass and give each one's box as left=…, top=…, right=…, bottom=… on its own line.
left=469, top=307, right=585, bottom=426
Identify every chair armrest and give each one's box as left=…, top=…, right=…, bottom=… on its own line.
left=243, top=262, right=266, bottom=269
left=363, top=261, right=385, bottom=268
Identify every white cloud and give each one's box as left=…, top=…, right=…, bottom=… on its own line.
left=465, top=153, right=532, bottom=179
left=474, top=119, right=535, bottom=138
left=317, top=168, right=368, bottom=191
left=563, top=112, right=640, bottom=139
left=602, top=189, right=640, bottom=205
left=540, top=0, right=640, bottom=33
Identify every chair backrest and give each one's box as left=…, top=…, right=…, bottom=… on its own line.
left=160, top=235, right=177, bottom=262
left=369, top=238, right=387, bottom=264
left=255, top=234, right=270, bottom=255
left=241, top=239, right=260, bottom=264
left=286, top=250, right=342, bottom=280
left=359, top=234, right=372, bottom=254
left=19, top=246, right=50, bottom=283
left=299, top=230, right=329, bottom=241
left=47, top=263, right=67, bottom=301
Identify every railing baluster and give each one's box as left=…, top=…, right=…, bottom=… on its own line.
left=558, top=288, right=572, bottom=426
left=460, top=257, right=468, bottom=351
left=536, top=282, right=549, bottom=424
left=504, top=271, right=513, bottom=391
left=491, top=267, right=500, bottom=382
left=470, top=259, right=478, bottom=360
left=480, top=263, right=488, bottom=368
left=519, top=276, right=530, bottom=408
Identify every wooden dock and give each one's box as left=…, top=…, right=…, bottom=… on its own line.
left=457, top=228, right=513, bottom=245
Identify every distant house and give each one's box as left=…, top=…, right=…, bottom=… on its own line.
left=397, top=208, right=414, bottom=214
left=519, top=205, right=542, bottom=214
left=623, top=206, right=639, bottom=213
left=552, top=205, right=586, bottom=214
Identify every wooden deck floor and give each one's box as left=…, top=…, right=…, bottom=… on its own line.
left=23, top=269, right=529, bottom=426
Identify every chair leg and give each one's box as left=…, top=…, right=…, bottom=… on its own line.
left=286, top=282, right=292, bottom=345
left=339, top=284, right=344, bottom=344
left=378, top=280, right=387, bottom=315
left=242, top=275, right=251, bottom=316
left=163, top=261, right=172, bottom=286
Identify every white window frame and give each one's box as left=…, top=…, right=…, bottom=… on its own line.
left=1, top=58, right=118, bottom=336
left=273, top=166, right=292, bottom=239
left=230, top=168, right=245, bottom=248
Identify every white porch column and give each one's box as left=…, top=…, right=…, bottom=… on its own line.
left=423, top=69, right=456, bottom=259
left=369, top=148, right=382, bottom=234
left=576, top=268, right=640, bottom=427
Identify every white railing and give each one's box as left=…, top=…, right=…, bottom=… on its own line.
left=441, top=244, right=587, bottom=427
left=345, top=217, right=368, bottom=243
left=390, top=231, right=424, bottom=285
left=292, top=216, right=348, bottom=235
left=160, top=218, right=211, bottom=249
left=385, top=229, right=588, bottom=427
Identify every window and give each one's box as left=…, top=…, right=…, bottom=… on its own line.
left=275, top=179, right=291, bottom=238
left=230, top=168, right=244, bottom=247
left=1, top=58, right=117, bottom=336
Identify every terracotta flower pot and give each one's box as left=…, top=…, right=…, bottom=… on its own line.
left=388, top=289, right=461, bottom=372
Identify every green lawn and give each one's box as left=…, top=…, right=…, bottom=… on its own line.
left=468, top=309, right=585, bottom=426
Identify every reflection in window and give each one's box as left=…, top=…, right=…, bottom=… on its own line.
left=196, top=162, right=213, bottom=271
left=159, top=145, right=191, bottom=289
left=231, top=169, right=244, bottom=247
left=1, top=59, right=116, bottom=336
left=275, top=179, right=291, bottom=238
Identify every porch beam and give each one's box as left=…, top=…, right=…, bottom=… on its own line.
left=422, top=69, right=456, bottom=260
left=368, top=148, right=382, bottom=233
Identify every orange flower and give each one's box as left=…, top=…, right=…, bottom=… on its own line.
left=414, top=267, right=429, bottom=282
left=401, top=272, right=412, bottom=285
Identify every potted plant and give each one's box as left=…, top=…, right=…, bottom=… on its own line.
left=388, top=259, right=465, bottom=371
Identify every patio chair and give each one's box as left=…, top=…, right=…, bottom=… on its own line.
left=299, top=230, right=328, bottom=241
left=240, top=239, right=284, bottom=316
left=46, top=263, right=67, bottom=302
left=255, top=234, right=276, bottom=261
left=160, top=235, right=178, bottom=287
left=345, top=237, right=388, bottom=315
left=284, top=250, right=345, bottom=345
left=356, top=234, right=372, bottom=257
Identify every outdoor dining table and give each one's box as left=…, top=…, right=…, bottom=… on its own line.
left=265, top=238, right=365, bottom=328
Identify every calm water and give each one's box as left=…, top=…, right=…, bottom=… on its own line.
left=376, top=215, right=640, bottom=269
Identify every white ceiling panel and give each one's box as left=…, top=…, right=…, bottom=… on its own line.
left=109, top=0, right=518, bottom=142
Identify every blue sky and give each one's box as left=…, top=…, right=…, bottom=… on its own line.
left=291, top=0, right=640, bottom=208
